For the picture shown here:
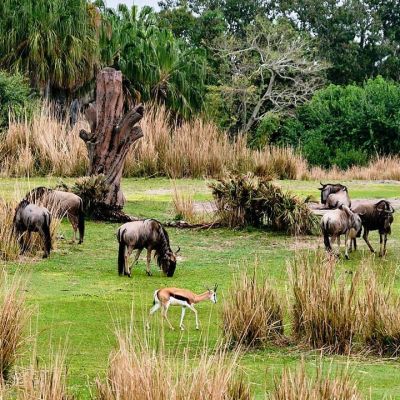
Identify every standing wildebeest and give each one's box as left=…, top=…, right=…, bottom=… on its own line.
left=351, top=200, right=395, bottom=256
left=13, top=199, right=52, bottom=258
left=318, top=182, right=351, bottom=208
left=25, top=187, right=84, bottom=244
left=321, top=204, right=362, bottom=259
left=117, top=219, right=180, bottom=277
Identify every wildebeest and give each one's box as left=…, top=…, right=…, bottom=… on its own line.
left=25, top=187, right=84, bottom=244
left=351, top=200, right=395, bottom=256
left=117, top=219, right=180, bottom=277
left=320, top=204, right=362, bottom=259
left=318, top=182, right=351, bottom=208
left=147, top=285, right=218, bottom=331
left=13, top=199, right=52, bottom=258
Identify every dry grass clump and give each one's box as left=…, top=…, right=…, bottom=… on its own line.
left=0, top=271, right=28, bottom=382
left=210, top=173, right=319, bottom=235
left=222, top=265, right=283, bottom=348
left=0, top=102, right=88, bottom=177
left=306, top=155, right=400, bottom=181
left=0, top=199, right=20, bottom=261
left=96, top=328, right=250, bottom=400
left=270, top=362, right=363, bottom=400
left=289, top=252, right=358, bottom=354
left=358, top=271, right=400, bottom=357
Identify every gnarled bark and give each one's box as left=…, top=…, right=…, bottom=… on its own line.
left=79, top=68, right=144, bottom=217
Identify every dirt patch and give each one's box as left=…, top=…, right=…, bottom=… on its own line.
left=193, top=201, right=216, bottom=213
left=145, top=188, right=173, bottom=195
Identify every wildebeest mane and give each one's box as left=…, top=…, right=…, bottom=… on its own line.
left=13, top=199, right=30, bottom=219
left=154, top=221, right=172, bottom=273
left=25, top=186, right=53, bottom=202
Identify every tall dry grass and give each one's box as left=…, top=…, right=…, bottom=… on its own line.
left=288, top=252, right=359, bottom=354
left=222, top=264, right=284, bottom=348
left=0, top=102, right=88, bottom=177
left=270, top=362, right=363, bottom=400
left=358, top=271, right=400, bottom=357
left=96, top=327, right=251, bottom=400
left=0, top=271, right=28, bottom=382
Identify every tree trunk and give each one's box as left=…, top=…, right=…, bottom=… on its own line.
left=79, top=68, right=144, bottom=220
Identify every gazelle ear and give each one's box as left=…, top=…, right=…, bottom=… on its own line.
left=214, top=284, right=218, bottom=292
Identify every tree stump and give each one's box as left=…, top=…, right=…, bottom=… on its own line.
left=79, top=68, right=144, bottom=220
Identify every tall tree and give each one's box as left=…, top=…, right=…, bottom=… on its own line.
left=0, top=0, right=100, bottom=96
left=217, top=17, right=327, bottom=134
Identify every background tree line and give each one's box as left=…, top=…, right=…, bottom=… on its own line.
left=1, top=0, right=400, bottom=169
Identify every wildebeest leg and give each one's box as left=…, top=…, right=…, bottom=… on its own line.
left=146, top=302, right=161, bottom=329
left=68, top=214, right=78, bottom=243
left=384, top=234, right=388, bottom=256
left=125, top=246, right=133, bottom=277
left=162, top=304, right=174, bottom=330
left=179, top=307, right=186, bottom=330
left=133, top=249, right=142, bottom=264
left=344, top=232, right=350, bottom=260
left=363, top=229, right=375, bottom=253
left=146, top=249, right=152, bottom=276
left=379, top=234, right=387, bottom=257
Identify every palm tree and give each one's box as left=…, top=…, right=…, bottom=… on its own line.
left=0, top=0, right=100, bottom=95
left=99, top=4, right=207, bottom=118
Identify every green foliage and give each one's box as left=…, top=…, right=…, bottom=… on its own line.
left=279, top=77, right=400, bottom=168
left=0, top=71, right=34, bottom=130
left=100, top=5, right=207, bottom=118
left=210, top=173, right=319, bottom=235
left=251, top=113, right=281, bottom=149
left=0, top=0, right=100, bottom=93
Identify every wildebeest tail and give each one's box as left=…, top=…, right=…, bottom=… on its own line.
left=78, top=198, right=85, bottom=243
left=42, top=212, right=52, bottom=255
left=323, top=231, right=331, bottom=251
left=117, top=228, right=126, bottom=276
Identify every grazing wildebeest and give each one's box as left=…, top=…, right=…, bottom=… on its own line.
left=318, top=182, right=351, bottom=208
left=25, top=187, right=84, bottom=244
left=351, top=200, right=395, bottom=256
left=13, top=199, right=52, bottom=258
left=147, top=284, right=218, bottom=330
left=320, top=204, right=362, bottom=259
left=117, top=219, right=180, bottom=277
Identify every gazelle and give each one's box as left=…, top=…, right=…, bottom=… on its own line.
left=147, top=285, right=218, bottom=331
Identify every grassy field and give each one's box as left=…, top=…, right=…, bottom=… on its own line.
left=1, top=177, right=400, bottom=399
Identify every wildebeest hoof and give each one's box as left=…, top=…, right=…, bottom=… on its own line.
left=78, top=240, right=83, bottom=244
left=42, top=254, right=48, bottom=259
left=146, top=271, right=152, bottom=276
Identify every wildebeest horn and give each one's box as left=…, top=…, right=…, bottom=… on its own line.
left=175, top=246, right=181, bottom=254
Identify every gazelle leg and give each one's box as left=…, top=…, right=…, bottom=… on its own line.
left=146, top=302, right=160, bottom=329
left=179, top=307, right=186, bottom=330
left=363, top=229, right=375, bottom=253
left=146, top=249, right=152, bottom=276
left=162, top=304, right=174, bottom=330
left=188, top=305, right=199, bottom=330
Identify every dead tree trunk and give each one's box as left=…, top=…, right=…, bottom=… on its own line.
left=79, top=68, right=144, bottom=221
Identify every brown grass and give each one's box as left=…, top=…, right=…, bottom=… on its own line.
left=288, top=252, right=359, bottom=354
left=358, top=270, right=400, bottom=357
left=222, top=263, right=284, bottom=348
left=14, top=348, right=71, bottom=400
left=0, top=271, right=28, bottom=382
left=96, top=327, right=251, bottom=400
left=270, top=362, right=363, bottom=400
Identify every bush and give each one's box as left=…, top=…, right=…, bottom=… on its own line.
left=289, top=252, right=359, bottom=354
left=0, top=71, right=34, bottom=130
left=222, top=264, right=284, bottom=348
left=210, top=173, right=319, bottom=235
left=279, top=76, right=400, bottom=168
left=250, top=113, right=281, bottom=149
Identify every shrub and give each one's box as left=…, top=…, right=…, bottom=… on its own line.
left=0, top=271, right=28, bottom=382
left=359, top=271, right=400, bottom=357
left=210, top=173, right=319, bottom=235
left=0, top=71, right=34, bottom=130
left=288, top=252, right=359, bottom=354
left=222, top=265, right=284, bottom=348
left=279, top=76, right=400, bottom=168
left=270, top=362, right=363, bottom=400
left=96, top=328, right=251, bottom=400
left=0, top=199, right=19, bottom=261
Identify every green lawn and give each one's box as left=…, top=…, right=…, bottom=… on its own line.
left=1, top=177, right=400, bottom=399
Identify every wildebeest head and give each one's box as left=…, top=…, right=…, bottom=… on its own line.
left=375, top=200, right=395, bottom=234
left=160, top=247, right=180, bottom=277
left=13, top=199, right=30, bottom=230
left=318, top=182, right=347, bottom=204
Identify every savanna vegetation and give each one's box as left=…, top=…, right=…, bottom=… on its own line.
left=1, top=0, right=400, bottom=398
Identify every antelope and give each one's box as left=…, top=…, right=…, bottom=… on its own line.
left=147, top=285, right=218, bottom=331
